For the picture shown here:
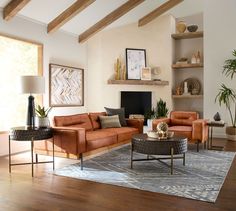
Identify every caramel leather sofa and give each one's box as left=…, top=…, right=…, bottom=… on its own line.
left=34, top=112, right=143, bottom=169
left=152, top=111, right=208, bottom=151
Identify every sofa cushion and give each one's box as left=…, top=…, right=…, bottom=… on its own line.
left=54, top=113, right=93, bottom=131
left=168, top=126, right=192, bottom=140
left=89, top=112, right=106, bottom=130
left=104, top=107, right=127, bottom=126
left=86, top=130, right=117, bottom=151
left=170, top=111, right=198, bottom=126
left=99, top=115, right=121, bottom=129
left=101, top=127, right=139, bottom=142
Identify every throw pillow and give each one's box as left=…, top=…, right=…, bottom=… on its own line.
left=99, top=115, right=121, bottom=129
left=104, top=107, right=127, bottom=126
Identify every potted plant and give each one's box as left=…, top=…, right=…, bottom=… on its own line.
left=144, top=98, right=169, bottom=128
left=155, top=98, right=169, bottom=118
left=144, top=108, right=156, bottom=128
left=35, top=105, right=52, bottom=128
left=215, top=50, right=236, bottom=140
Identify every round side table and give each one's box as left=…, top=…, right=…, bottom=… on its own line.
left=9, top=126, right=54, bottom=177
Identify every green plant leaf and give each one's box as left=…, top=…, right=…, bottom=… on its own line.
left=35, top=105, right=52, bottom=118
left=223, top=50, right=236, bottom=79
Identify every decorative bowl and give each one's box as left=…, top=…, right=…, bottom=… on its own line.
left=187, top=25, right=198, bottom=32
left=168, top=131, right=174, bottom=138
left=147, top=131, right=159, bottom=138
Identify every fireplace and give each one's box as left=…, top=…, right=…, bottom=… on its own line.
left=121, top=91, right=152, bottom=118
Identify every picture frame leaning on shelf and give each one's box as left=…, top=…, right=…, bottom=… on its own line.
left=126, top=48, right=146, bottom=80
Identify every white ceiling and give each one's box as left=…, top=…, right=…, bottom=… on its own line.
left=0, top=0, right=203, bottom=36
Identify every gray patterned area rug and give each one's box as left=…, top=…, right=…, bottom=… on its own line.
left=54, top=145, right=235, bottom=203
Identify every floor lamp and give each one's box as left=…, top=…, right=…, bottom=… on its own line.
left=20, top=76, right=45, bottom=129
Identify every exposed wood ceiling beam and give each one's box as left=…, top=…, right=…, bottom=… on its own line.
left=3, top=0, right=31, bottom=21
left=47, top=0, right=96, bottom=34
left=138, top=0, right=184, bottom=27
left=79, top=0, right=145, bottom=43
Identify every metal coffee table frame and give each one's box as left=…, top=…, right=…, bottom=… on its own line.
left=9, top=127, right=54, bottom=177
left=131, top=134, right=188, bottom=175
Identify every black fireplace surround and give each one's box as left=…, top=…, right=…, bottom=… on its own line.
left=120, top=91, right=151, bottom=118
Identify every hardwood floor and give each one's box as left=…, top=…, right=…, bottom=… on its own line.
left=0, top=139, right=236, bottom=211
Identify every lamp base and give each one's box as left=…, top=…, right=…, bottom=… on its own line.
left=27, top=95, right=35, bottom=129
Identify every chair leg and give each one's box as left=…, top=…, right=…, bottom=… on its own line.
left=196, top=140, right=200, bottom=152
left=77, top=153, right=83, bottom=170
left=80, top=154, right=83, bottom=170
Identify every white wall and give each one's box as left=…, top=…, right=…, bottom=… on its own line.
left=0, top=13, right=87, bottom=155
left=87, top=15, right=175, bottom=113
left=204, top=0, right=236, bottom=137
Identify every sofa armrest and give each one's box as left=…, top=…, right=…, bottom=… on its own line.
left=52, top=126, right=86, bottom=154
left=152, top=118, right=171, bottom=131
left=192, top=119, right=209, bottom=142
left=126, top=119, right=144, bottom=133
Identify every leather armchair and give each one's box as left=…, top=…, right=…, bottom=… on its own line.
left=152, top=111, right=208, bottom=151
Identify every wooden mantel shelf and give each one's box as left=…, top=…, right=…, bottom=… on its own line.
left=171, top=31, right=203, bottom=40
left=107, top=79, right=169, bottom=86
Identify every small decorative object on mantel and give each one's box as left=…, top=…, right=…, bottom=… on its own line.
left=187, top=24, right=198, bottom=32
left=121, top=65, right=126, bottom=80
left=141, top=67, right=151, bottom=80
left=114, top=58, right=122, bottom=80
left=176, top=21, right=186, bottom=33
left=213, top=112, right=221, bottom=121
left=151, top=66, right=161, bottom=80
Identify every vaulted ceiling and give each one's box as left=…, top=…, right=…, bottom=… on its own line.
left=0, top=0, right=203, bottom=42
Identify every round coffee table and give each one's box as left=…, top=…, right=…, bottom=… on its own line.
left=131, top=133, right=188, bottom=174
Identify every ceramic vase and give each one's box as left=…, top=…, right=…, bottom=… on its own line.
left=176, top=21, right=186, bottom=33
left=36, top=117, right=50, bottom=128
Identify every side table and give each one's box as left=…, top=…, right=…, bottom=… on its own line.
left=207, top=121, right=225, bottom=150
left=9, top=126, right=54, bottom=177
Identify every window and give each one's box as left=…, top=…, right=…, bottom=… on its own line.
left=0, top=34, right=43, bottom=130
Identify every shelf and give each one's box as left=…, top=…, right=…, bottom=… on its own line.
left=172, top=94, right=203, bottom=99
left=171, top=31, right=203, bottom=40
left=107, top=79, right=169, bottom=86
left=172, top=63, right=203, bottom=69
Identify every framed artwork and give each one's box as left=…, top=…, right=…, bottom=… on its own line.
left=49, top=64, right=84, bottom=107
left=126, top=48, right=146, bottom=80
left=141, top=67, right=151, bottom=80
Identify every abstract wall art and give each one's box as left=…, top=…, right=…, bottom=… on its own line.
left=49, top=64, right=84, bottom=107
